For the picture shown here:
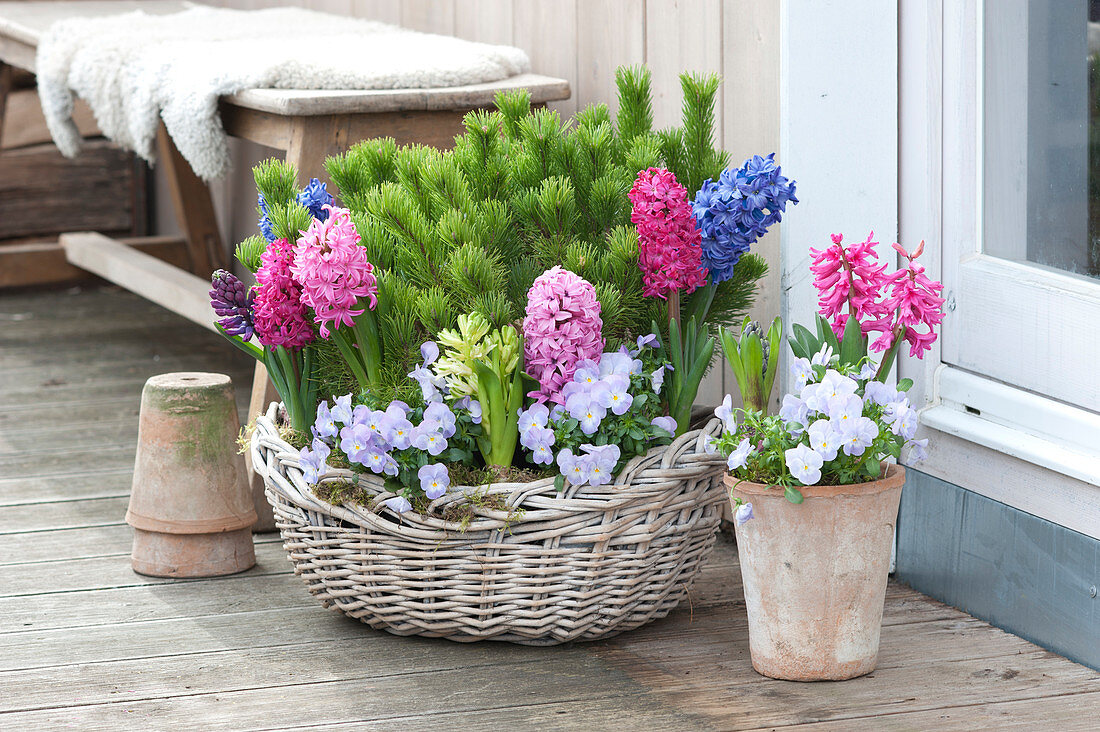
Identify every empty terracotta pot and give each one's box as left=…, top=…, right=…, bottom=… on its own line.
left=127, top=372, right=257, bottom=578
left=728, top=464, right=905, bottom=681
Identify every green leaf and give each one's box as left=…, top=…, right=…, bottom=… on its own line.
left=553, top=473, right=566, bottom=491
left=784, top=485, right=804, bottom=505
left=865, top=459, right=881, bottom=477
left=838, top=312, right=866, bottom=368
left=897, top=377, right=914, bottom=392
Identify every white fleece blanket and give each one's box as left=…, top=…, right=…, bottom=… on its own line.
left=36, top=5, right=530, bottom=180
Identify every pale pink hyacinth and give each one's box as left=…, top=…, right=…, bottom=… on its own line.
left=291, top=205, right=378, bottom=338
left=523, top=266, right=605, bottom=404
left=808, top=232, right=890, bottom=337
left=871, top=241, right=945, bottom=358
left=628, top=168, right=708, bottom=299
left=252, top=238, right=314, bottom=349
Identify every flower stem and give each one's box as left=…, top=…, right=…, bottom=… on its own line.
left=332, top=329, right=371, bottom=393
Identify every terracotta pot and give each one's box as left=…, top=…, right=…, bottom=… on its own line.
left=127, top=372, right=257, bottom=578
left=728, top=464, right=905, bottom=681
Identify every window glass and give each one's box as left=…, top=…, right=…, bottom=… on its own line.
left=984, top=0, right=1100, bottom=279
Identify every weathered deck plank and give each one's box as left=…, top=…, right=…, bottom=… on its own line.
left=0, top=285, right=1096, bottom=731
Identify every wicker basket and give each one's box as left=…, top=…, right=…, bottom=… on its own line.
left=251, top=403, right=728, bottom=645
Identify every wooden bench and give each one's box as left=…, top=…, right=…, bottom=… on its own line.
left=0, top=0, right=570, bottom=526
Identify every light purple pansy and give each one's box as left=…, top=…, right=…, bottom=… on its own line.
left=580, top=443, right=620, bottom=486
left=840, top=416, right=879, bottom=456
left=313, top=401, right=338, bottom=439
left=421, top=340, right=439, bottom=366
left=383, top=495, right=412, bottom=514
left=651, top=415, right=677, bottom=435
left=423, top=401, right=457, bottom=438
left=518, top=403, right=550, bottom=432
left=734, top=501, right=754, bottom=526
left=411, top=426, right=447, bottom=456
left=297, top=446, right=328, bottom=485
left=807, top=418, right=841, bottom=461
left=556, top=448, right=589, bottom=485
left=418, top=463, right=450, bottom=500
left=339, top=422, right=375, bottom=464
left=785, top=443, right=824, bottom=485
left=604, top=374, right=633, bottom=415
left=331, top=394, right=354, bottom=425
left=715, top=394, right=737, bottom=433
left=726, top=437, right=753, bottom=471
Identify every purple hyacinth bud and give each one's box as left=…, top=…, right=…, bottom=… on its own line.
left=209, top=269, right=255, bottom=340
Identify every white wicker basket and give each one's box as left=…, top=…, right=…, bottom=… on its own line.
left=251, top=403, right=727, bottom=645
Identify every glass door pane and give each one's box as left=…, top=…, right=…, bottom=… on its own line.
left=983, top=0, right=1100, bottom=280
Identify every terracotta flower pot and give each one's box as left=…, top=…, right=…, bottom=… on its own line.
left=727, top=464, right=905, bottom=681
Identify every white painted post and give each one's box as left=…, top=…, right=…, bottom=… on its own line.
left=778, top=0, right=899, bottom=395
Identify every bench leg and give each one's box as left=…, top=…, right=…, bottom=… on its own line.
left=244, top=361, right=280, bottom=532
left=156, top=124, right=226, bottom=275
left=0, top=63, right=11, bottom=144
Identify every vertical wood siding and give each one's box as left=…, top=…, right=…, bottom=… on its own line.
left=182, top=0, right=780, bottom=406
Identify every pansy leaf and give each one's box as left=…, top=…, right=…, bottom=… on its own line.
left=897, top=378, right=914, bottom=392
left=784, top=485, right=804, bottom=504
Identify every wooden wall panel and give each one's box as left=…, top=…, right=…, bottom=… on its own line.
left=454, top=0, right=513, bottom=45
left=645, top=0, right=724, bottom=134
left=400, top=0, right=455, bottom=35
left=512, top=0, right=577, bottom=116
left=574, top=0, right=645, bottom=118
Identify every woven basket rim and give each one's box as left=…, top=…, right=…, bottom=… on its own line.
left=252, top=401, right=726, bottom=536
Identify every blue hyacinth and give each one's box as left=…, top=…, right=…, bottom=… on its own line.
left=693, top=153, right=798, bottom=284
left=257, top=193, right=275, bottom=242
left=297, top=178, right=335, bottom=222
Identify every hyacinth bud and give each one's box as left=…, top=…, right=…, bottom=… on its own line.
left=742, top=320, right=769, bottom=378
left=209, top=269, right=256, bottom=340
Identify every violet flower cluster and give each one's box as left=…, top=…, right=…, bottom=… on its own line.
left=297, top=343, right=483, bottom=514
left=692, top=154, right=798, bottom=284
left=518, top=335, right=676, bottom=488
left=713, top=346, right=927, bottom=496
left=209, top=269, right=255, bottom=339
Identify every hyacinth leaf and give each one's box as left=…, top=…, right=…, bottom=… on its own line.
left=872, top=334, right=905, bottom=383
left=816, top=315, right=841, bottom=355
left=739, top=330, right=766, bottom=413
left=788, top=323, right=818, bottom=362
left=784, top=485, right=805, bottom=505
left=762, top=316, right=783, bottom=406
left=214, top=323, right=263, bottom=361
left=719, top=326, right=747, bottom=389
left=838, top=313, right=866, bottom=368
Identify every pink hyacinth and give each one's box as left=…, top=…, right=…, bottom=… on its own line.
left=523, top=266, right=605, bottom=404
left=628, top=168, right=708, bottom=299
left=252, top=238, right=314, bottom=349
left=870, top=241, right=945, bottom=358
left=291, top=205, right=378, bottom=339
left=809, top=232, right=890, bottom=337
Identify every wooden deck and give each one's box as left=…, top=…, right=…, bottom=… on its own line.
left=1, top=285, right=1098, bottom=731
